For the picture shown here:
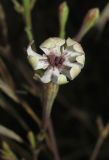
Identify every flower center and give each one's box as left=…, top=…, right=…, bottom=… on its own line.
left=48, top=54, right=65, bottom=68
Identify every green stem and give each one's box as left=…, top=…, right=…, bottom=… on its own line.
left=42, top=82, right=59, bottom=129
left=23, top=0, right=33, bottom=42
left=42, top=82, right=60, bottom=160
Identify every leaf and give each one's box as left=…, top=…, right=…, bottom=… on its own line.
left=0, top=79, right=19, bottom=103
left=17, top=60, right=40, bottom=97
left=0, top=79, right=41, bottom=127
left=0, top=138, right=32, bottom=160
left=21, top=100, right=41, bottom=127
left=0, top=96, right=30, bottom=131
left=0, top=4, right=8, bottom=45
left=27, top=131, right=37, bottom=150
left=0, top=58, right=15, bottom=90
left=96, top=2, right=109, bottom=31
left=30, top=0, right=37, bottom=10
left=2, top=141, right=17, bottom=160
left=0, top=125, right=23, bottom=143
left=12, top=0, right=24, bottom=14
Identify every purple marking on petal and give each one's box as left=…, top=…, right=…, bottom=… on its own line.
left=47, top=54, right=65, bottom=68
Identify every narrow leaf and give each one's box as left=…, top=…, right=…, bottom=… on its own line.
left=0, top=125, right=23, bottom=143
left=12, top=0, right=24, bottom=14
left=2, top=141, right=17, bottom=160
left=27, top=131, right=37, bottom=150
left=96, top=2, right=109, bottom=31
left=0, top=97, right=30, bottom=131
left=0, top=79, right=19, bottom=103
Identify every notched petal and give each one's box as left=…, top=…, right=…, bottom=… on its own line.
left=76, top=55, right=85, bottom=66
left=41, top=68, right=53, bottom=83
left=73, top=43, right=84, bottom=53
left=66, top=38, right=77, bottom=46
left=70, top=64, right=81, bottom=80
left=27, top=44, right=49, bottom=70
left=27, top=55, right=39, bottom=70
left=27, top=44, right=36, bottom=56
left=27, top=44, right=42, bottom=69
left=57, top=74, right=68, bottom=84
left=40, top=37, right=65, bottom=49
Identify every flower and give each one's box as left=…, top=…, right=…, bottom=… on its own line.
left=27, top=37, right=85, bottom=84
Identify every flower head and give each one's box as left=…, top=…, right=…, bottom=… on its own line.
left=27, top=37, right=85, bottom=84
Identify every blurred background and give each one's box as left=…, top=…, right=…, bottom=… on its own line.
left=0, top=0, right=109, bottom=160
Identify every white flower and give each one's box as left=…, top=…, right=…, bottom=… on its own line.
left=27, top=37, right=85, bottom=84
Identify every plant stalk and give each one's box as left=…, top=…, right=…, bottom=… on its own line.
left=42, top=82, right=59, bottom=129
left=42, top=82, right=60, bottom=160
left=47, top=118, right=60, bottom=160
left=23, top=0, right=33, bottom=42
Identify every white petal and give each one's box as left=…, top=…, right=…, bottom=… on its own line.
left=52, top=67, right=60, bottom=77
left=27, top=56, right=39, bottom=70
left=28, top=54, right=49, bottom=70
left=66, top=38, right=77, bottom=46
left=52, top=47, right=61, bottom=56
left=65, top=39, right=84, bottom=60
left=64, top=48, right=81, bottom=59
left=40, top=37, right=65, bottom=49
left=51, top=67, right=60, bottom=83
left=66, top=38, right=84, bottom=54
left=27, top=44, right=49, bottom=70
left=76, top=55, right=85, bottom=66
left=41, top=68, right=53, bottom=83
left=27, top=45, right=40, bottom=57
left=57, top=74, right=68, bottom=84
left=70, top=64, right=81, bottom=80
left=27, top=45, right=43, bottom=69
left=40, top=38, right=64, bottom=56
left=51, top=37, right=65, bottom=47
left=61, top=68, right=71, bottom=79
left=63, top=60, right=74, bottom=67
left=73, top=43, right=84, bottom=53
left=35, top=60, right=49, bottom=70
left=40, top=46, right=61, bottom=56
left=40, top=47, right=51, bottom=55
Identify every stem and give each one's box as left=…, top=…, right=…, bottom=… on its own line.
left=23, top=0, right=33, bottom=42
left=90, top=123, right=109, bottom=160
left=42, top=82, right=60, bottom=160
left=90, top=136, right=103, bottom=160
left=42, top=82, right=59, bottom=129
left=47, top=118, right=60, bottom=160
